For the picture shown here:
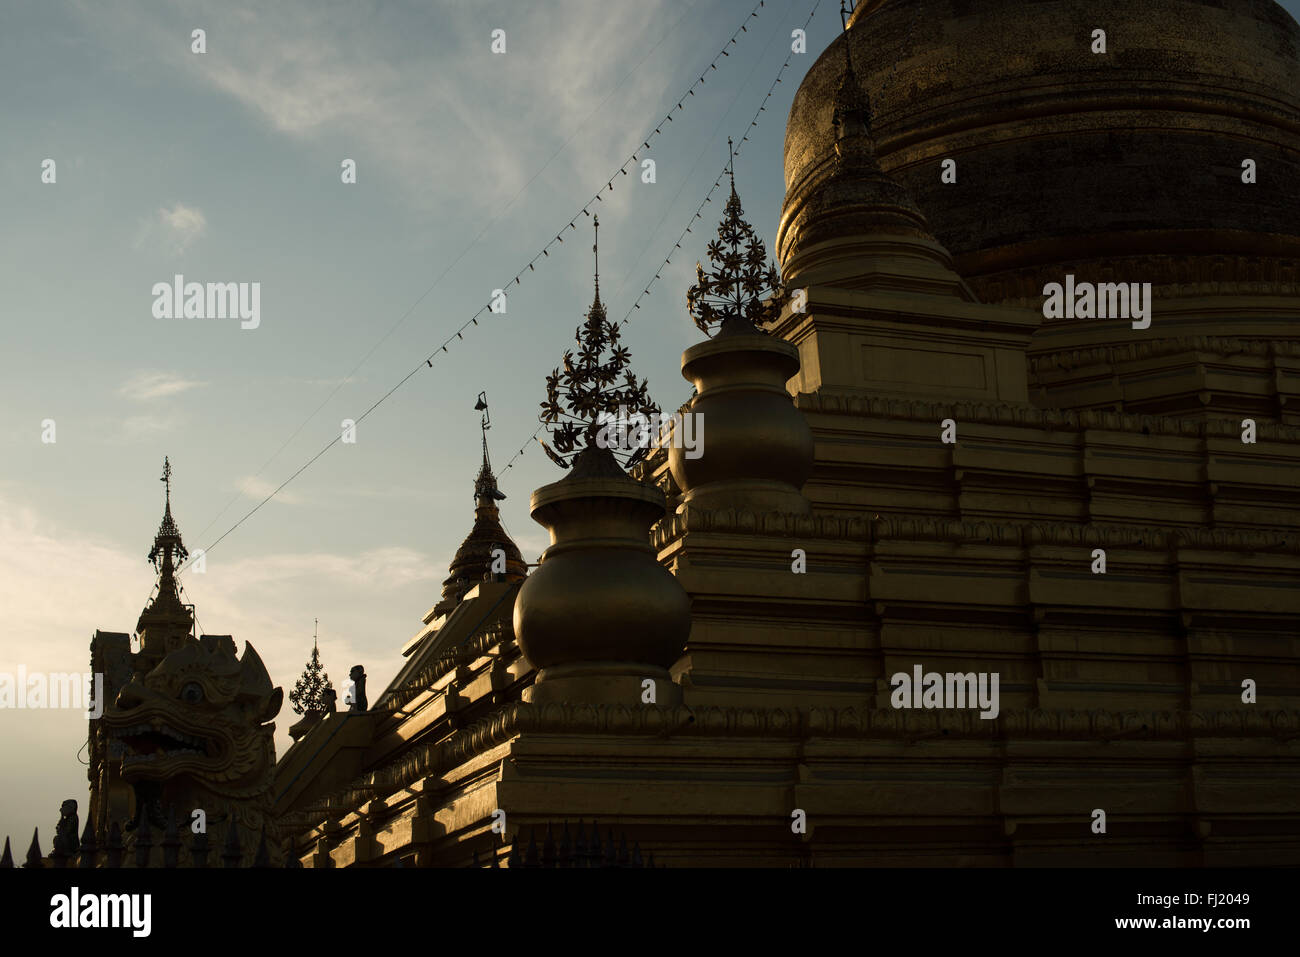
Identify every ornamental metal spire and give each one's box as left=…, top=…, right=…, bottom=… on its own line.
left=727, top=135, right=736, bottom=194
left=473, top=392, right=507, bottom=503
left=539, top=217, right=657, bottom=472
left=148, top=456, right=187, bottom=573
left=289, top=618, right=333, bottom=717
left=137, top=457, right=193, bottom=661
left=832, top=3, right=873, bottom=139
left=434, top=392, right=524, bottom=618
left=686, top=148, right=787, bottom=335
left=585, top=214, right=607, bottom=327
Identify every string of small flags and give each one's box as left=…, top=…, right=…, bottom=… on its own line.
left=187, top=0, right=760, bottom=546
left=499, top=0, right=825, bottom=475
left=176, top=2, right=775, bottom=568
left=409, top=0, right=773, bottom=374
left=302, top=0, right=776, bottom=405
left=617, top=0, right=821, bottom=331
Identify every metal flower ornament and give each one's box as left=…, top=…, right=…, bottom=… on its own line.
left=539, top=217, right=659, bottom=471
left=687, top=139, right=789, bottom=335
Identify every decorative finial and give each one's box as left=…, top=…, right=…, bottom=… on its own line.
left=473, top=392, right=507, bottom=502
left=148, top=457, right=187, bottom=571
left=289, top=625, right=333, bottom=717
left=592, top=215, right=600, bottom=300
left=727, top=137, right=736, bottom=194
left=138, top=455, right=192, bottom=642
left=475, top=390, right=492, bottom=471
left=686, top=149, right=788, bottom=335
left=832, top=25, right=872, bottom=137
left=539, top=219, right=657, bottom=472
left=313, top=618, right=318, bottom=650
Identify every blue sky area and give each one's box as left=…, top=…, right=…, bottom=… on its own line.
left=2, top=0, right=1297, bottom=845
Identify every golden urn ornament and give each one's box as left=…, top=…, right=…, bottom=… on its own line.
left=515, top=218, right=691, bottom=707
left=672, top=150, right=815, bottom=514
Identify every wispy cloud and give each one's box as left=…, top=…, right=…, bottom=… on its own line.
left=119, top=413, right=181, bottom=440
left=157, top=203, right=206, bottom=250
left=132, top=202, right=207, bottom=254
left=120, top=371, right=207, bottom=401
left=78, top=0, right=680, bottom=214
left=152, top=204, right=205, bottom=252
left=237, top=475, right=305, bottom=506
left=214, top=546, right=437, bottom=592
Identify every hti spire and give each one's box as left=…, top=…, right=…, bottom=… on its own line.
left=137, top=456, right=193, bottom=664
left=584, top=216, right=607, bottom=326
left=148, top=457, right=187, bottom=571
left=686, top=143, right=788, bottom=335
left=435, top=390, right=524, bottom=617
left=832, top=10, right=872, bottom=139
left=539, top=216, right=657, bottom=472
left=475, top=391, right=492, bottom=472
left=473, top=392, right=506, bottom=504
left=592, top=215, right=600, bottom=302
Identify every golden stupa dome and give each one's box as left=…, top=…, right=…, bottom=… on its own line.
left=779, top=0, right=1300, bottom=303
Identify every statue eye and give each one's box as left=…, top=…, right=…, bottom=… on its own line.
left=180, top=682, right=204, bottom=703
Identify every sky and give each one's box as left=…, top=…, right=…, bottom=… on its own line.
left=2, top=0, right=1298, bottom=849
left=0, top=0, right=846, bottom=848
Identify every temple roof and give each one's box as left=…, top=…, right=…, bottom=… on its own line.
left=434, top=422, right=527, bottom=619
left=135, top=457, right=194, bottom=664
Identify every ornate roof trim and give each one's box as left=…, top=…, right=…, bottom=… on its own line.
left=870, top=518, right=1300, bottom=554
left=647, top=505, right=1300, bottom=553
left=294, top=704, right=1300, bottom=832
left=381, top=619, right=514, bottom=713
left=1029, top=334, right=1300, bottom=376
left=971, top=255, right=1300, bottom=307
left=651, top=505, right=870, bottom=548
left=794, top=391, right=1300, bottom=442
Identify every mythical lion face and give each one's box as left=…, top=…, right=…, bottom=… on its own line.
left=102, top=635, right=282, bottom=793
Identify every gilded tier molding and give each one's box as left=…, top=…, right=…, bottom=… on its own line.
left=1029, top=335, right=1300, bottom=376
left=292, top=702, right=1300, bottom=836
left=651, top=503, right=871, bottom=547
left=973, top=256, right=1300, bottom=309
left=870, top=516, right=1300, bottom=553
left=652, top=506, right=1300, bottom=552
left=794, top=390, right=1300, bottom=442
